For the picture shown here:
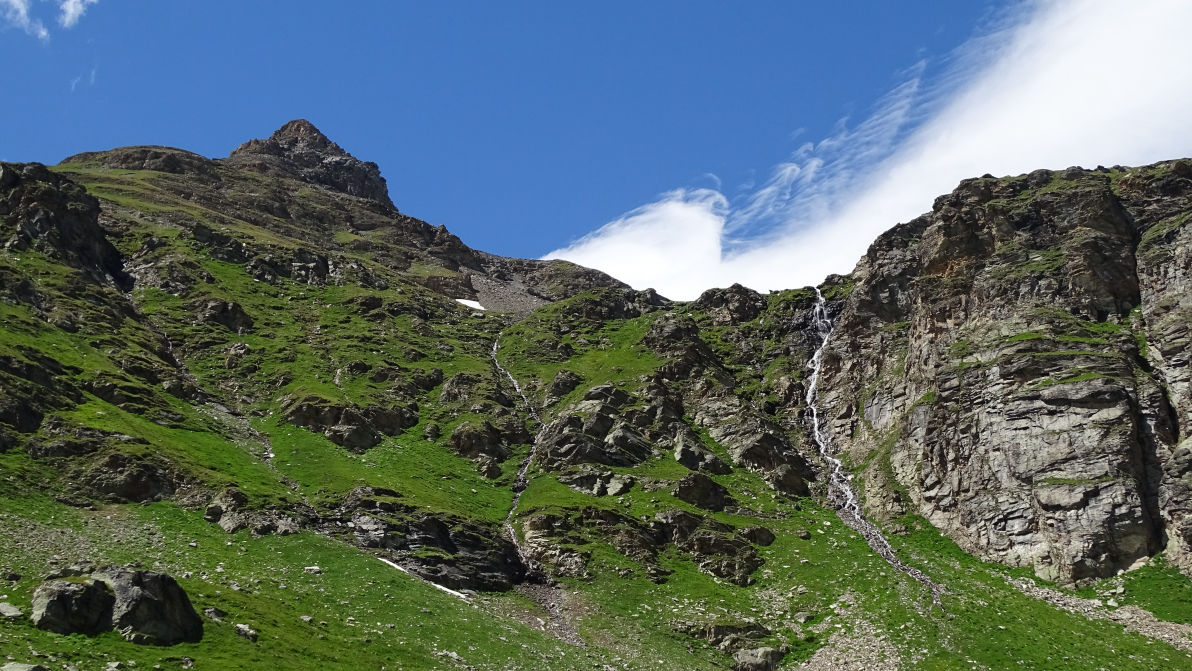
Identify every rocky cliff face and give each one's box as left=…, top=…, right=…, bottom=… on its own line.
left=815, top=162, right=1192, bottom=585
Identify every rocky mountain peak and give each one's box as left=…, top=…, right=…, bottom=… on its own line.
left=224, top=119, right=396, bottom=210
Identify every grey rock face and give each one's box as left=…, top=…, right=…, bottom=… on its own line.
left=81, top=452, right=176, bottom=503
left=556, top=465, right=634, bottom=496
left=813, top=163, right=1192, bottom=585
left=537, top=386, right=654, bottom=469
left=0, top=601, right=24, bottom=617
left=2, top=663, right=51, bottom=671
left=693, top=283, right=767, bottom=326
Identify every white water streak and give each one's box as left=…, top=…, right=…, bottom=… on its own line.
left=491, top=338, right=546, bottom=575
left=806, top=288, right=945, bottom=610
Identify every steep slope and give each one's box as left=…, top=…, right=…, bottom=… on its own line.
left=2, top=124, right=1192, bottom=670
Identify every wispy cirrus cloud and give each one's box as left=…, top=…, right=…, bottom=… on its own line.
left=548, top=0, right=1192, bottom=300
left=2, top=0, right=98, bottom=40
left=1, top=0, right=47, bottom=40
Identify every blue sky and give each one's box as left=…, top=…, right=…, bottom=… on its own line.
left=5, top=1, right=1192, bottom=298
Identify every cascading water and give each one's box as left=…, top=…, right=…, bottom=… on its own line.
left=491, top=338, right=546, bottom=576
left=806, top=288, right=946, bottom=610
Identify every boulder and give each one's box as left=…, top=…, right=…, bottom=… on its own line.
left=544, top=369, right=582, bottom=406
left=673, top=473, right=732, bottom=512
left=31, top=567, right=201, bottom=645
left=733, top=647, right=785, bottom=671
left=91, top=567, right=203, bottom=645
left=0, top=601, right=24, bottom=618
left=673, top=432, right=731, bottom=475
left=739, top=526, right=776, bottom=546
left=31, top=578, right=114, bottom=635
left=189, top=298, right=254, bottom=332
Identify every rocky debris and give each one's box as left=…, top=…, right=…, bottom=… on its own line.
left=557, top=465, right=634, bottom=497
left=653, top=510, right=762, bottom=585
left=0, top=601, right=24, bottom=618
left=342, top=486, right=406, bottom=514
left=674, top=621, right=769, bottom=652
left=1009, top=574, right=1192, bottom=652
left=79, top=452, right=176, bottom=502
left=235, top=623, right=259, bottom=642
left=188, top=298, right=254, bottom=332
left=673, top=472, right=732, bottom=511
left=0, top=162, right=131, bottom=290
left=732, top=646, right=786, bottom=671
left=693, top=283, right=767, bottom=326
left=202, top=488, right=302, bottom=536
left=204, top=488, right=249, bottom=523
left=1, top=663, right=50, bottom=671
left=225, top=119, right=396, bottom=210
left=522, top=514, right=594, bottom=579
left=536, top=385, right=653, bottom=470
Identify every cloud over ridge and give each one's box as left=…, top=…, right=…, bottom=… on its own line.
left=547, top=0, right=1192, bottom=300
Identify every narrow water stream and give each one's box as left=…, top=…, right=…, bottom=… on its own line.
left=491, top=338, right=546, bottom=574
left=806, top=288, right=946, bottom=610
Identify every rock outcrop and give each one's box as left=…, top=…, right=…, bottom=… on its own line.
left=225, top=119, right=396, bottom=210
left=815, top=162, right=1192, bottom=585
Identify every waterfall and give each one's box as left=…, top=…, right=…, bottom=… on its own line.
left=491, top=338, right=546, bottom=577
left=806, top=288, right=946, bottom=610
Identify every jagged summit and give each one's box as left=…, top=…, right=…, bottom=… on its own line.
left=224, top=119, right=396, bottom=210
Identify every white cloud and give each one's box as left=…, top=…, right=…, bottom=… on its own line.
left=58, top=0, right=97, bottom=28
left=1, top=0, right=48, bottom=40
left=0, top=0, right=97, bottom=39
left=547, top=0, right=1192, bottom=300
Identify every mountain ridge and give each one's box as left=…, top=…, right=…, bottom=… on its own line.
left=2, top=122, right=1192, bottom=669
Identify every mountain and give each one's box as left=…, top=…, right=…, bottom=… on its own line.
left=1, top=121, right=1192, bottom=670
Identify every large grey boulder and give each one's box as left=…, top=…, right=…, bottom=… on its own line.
left=30, top=567, right=201, bottom=645
left=92, top=567, right=203, bottom=645
left=31, top=578, right=114, bottom=635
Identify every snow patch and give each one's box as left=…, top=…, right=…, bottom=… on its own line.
left=377, top=557, right=470, bottom=601
left=454, top=298, right=486, bottom=311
